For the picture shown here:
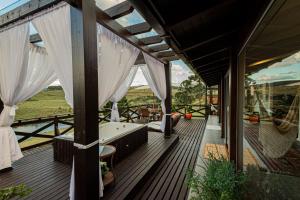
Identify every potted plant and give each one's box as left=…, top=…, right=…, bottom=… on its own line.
left=249, top=112, right=260, bottom=123
left=0, top=184, right=31, bottom=200
left=100, top=161, right=109, bottom=178
left=184, top=106, right=193, bottom=119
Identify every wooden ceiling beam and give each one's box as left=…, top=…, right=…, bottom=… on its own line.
left=149, top=44, right=169, bottom=52
left=191, top=48, right=228, bottom=62
left=193, top=57, right=229, bottom=69
left=155, top=50, right=176, bottom=58
left=181, top=30, right=236, bottom=52
left=165, top=0, right=236, bottom=31
left=198, top=64, right=228, bottom=74
left=139, top=35, right=162, bottom=45
left=162, top=55, right=179, bottom=62
left=105, top=1, right=133, bottom=19
left=125, top=22, right=151, bottom=35
left=196, top=58, right=228, bottom=70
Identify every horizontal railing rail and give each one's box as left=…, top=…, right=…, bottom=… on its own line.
left=13, top=104, right=210, bottom=150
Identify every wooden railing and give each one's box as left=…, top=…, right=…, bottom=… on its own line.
left=12, top=104, right=209, bottom=150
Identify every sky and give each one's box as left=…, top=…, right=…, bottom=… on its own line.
left=1, top=0, right=194, bottom=87
left=249, top=51, right=300, bottom=84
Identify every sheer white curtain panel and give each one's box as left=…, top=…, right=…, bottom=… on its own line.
left=0, top=23, right=57, bottom=170
left=110, top=66, right=138, bottom=122
left=141, top=52, right=167, bottom=131
left=97, top=24, right=140, bottom=108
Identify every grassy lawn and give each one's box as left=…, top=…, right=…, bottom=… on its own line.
left=16, top=89, right=72, bottom=120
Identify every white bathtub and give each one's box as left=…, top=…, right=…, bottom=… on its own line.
left=54, top=122, right=148, bottom=164
left=62, top=122, right=146, bottom=144
left=99, top=122, right=146, bottom=144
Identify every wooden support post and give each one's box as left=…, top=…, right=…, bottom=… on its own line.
left=218, top=84, right=221, bottom=123
left=70, top=0, right=99, bottom=199
left=205, top=85, right=208, bottom=118
left=54, top=116, right=59, bottom=136
left=209, top=87, right=213, bottom=105
left=164, top=62, right=172, bottom=137
left=220, top=77, right=225, bottom=139
left=229, top=48, right=238, bottom=165
left=229, top=47, right=244, bottom=170
left=236, top=51, right=245, bottom=171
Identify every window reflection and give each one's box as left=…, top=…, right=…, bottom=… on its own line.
left=244, top=52, right=300, bottom=176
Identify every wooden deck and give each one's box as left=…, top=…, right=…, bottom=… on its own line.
left=133, top=119, right=206, bottom=200
left=0, top=119, right=206, bottom=200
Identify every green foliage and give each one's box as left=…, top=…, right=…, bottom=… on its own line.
left=0, top=184, right=31, bottom=200
left=187, top=154, right=246, bottom=200
left=100, top=161, right=110, bottom=177
left=175, top=75, right=205, bottom=105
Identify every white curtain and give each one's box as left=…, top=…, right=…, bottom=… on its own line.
left=97, top=24, right=140, bottom=108
left=141, top=52, right=167, bottom=131
left=110, top=66, right=138, bottom=122
left=0, top=23, right=57, bottom=170
left=32, top=4, right=73, bottom=107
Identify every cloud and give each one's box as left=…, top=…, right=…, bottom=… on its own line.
left=255, top=73, right=297, bottom=83
left=131, top=63, right=193, bottom=86
left=269, top=51, right=300, bottom=68
left=171, top=64, right=194, bottom=86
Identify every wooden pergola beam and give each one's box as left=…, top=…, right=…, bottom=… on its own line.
left=125, top=22, right=151, bottom=35
left=149, top=44, right=169, bottom=52
left=105, top=1, right=133, bottom=19
left=162, top=55, right=179, bottom=62
left=0, top=0, right=60, bottom=27
left=156, top=50, right=176, bottom=58
left=1, top=0, right=170, bottom=64
left=139, top=35, right=162, bottom=45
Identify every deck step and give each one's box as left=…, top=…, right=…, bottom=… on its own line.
left=103, top=132, right=179, bottom=200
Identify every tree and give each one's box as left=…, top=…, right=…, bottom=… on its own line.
left=175, top=75, right=205, bottom=105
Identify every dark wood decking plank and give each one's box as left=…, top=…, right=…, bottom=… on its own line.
left=132, top=120, right=199, bottom=200
left=172, top=121, right=206, bottom=200
left=150, top=120, right=203, bottom=200
left=0, top=119, right=204, bottom=200
left=134, top=119, right=206, bottom=200
left=104, top=133, right=178, bottom=200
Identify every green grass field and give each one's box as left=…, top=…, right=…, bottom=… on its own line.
left=15, top=86, right=179, bottom=120
left=16, top=89, right=72, bottom=120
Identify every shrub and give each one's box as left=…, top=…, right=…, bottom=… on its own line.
left=0, top=184, right=31, bottom=200
left=187, top=154, right=246, bottom=200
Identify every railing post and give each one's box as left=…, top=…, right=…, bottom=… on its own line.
left=54, top=116, right=60, bottom=136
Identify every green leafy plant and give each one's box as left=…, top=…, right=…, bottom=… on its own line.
left=0, top=184, right=31, bottom=200
left=100, top=161, right=109, bottom=177
left=175, top=75, right=205, bottom=105
left=187, top=154, right=246, bottom=200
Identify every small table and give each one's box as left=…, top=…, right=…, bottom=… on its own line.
left=100, top=145, right=116, bottom=186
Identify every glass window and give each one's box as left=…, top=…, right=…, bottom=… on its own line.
left=243, top=1, right=300, bottom=197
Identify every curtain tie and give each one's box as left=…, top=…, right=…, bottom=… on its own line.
left=4, top=105, right=18, bottom=116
